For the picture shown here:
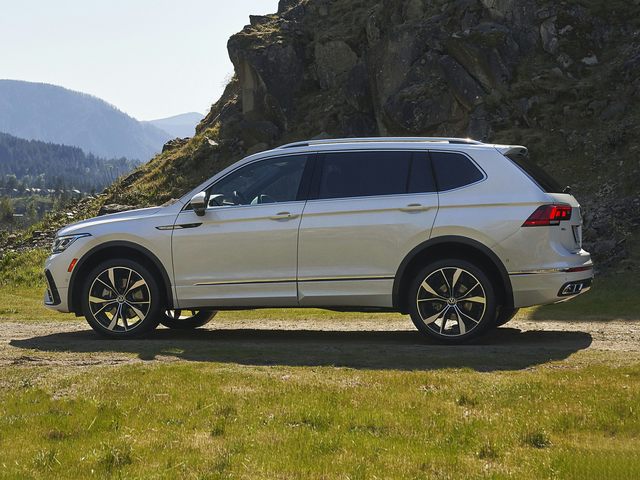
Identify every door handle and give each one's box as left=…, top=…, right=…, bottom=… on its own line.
left=269, top=211, right=298, bottom=220
left=400, top=203, right=429, bottom=212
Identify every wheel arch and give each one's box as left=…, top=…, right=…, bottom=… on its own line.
left=68, top=241, right=174, bottom=314
left=393, top=236, right=513, bottom=312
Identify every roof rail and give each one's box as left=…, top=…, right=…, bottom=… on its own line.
left=278, top=137, right=483, bottom=149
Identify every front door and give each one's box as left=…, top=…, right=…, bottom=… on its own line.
left=172, top=154, right=310, bottom=308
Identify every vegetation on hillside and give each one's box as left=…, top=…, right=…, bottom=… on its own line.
left=0, top=132, right=137, bottom=226
left=0, top=132, right=137, bottom=193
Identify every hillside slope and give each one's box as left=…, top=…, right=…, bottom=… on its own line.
left=0, top=80, right=172, bottom=161
left=104, top=0, right=640, bottom=269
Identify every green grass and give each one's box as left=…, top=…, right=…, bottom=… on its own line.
left=0, top=249, right=70, bottom=322
left=0, top=360, right=639, bottom=479
left=0, top=248, right=49, bottom=288
left=0, top=286, right=71, bottom=322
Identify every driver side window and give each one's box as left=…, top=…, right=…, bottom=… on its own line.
left=209, top=155, right=308, bottom=206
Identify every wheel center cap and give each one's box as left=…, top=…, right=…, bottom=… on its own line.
left=447, top=297, right=457, bottom=305
left=117, top=295, right=125, bottom=304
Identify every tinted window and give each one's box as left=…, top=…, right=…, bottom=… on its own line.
left=505, top=153, right=563, bottom=193
left=431, top=152, right=483, bottom=191
left=408, top=154, right=436, bottom=193
left=317, top=151, right=411, bottom=199
left=210, top=155, right=307, bottom=206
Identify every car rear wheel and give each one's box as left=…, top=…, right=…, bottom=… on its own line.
left=81, top=259, right=162, bottom=338
left=495, top=307, right=519, bottom=327
left=408, top=259, right=497, bottom=343
left=160, top=309, right=217, bottom=329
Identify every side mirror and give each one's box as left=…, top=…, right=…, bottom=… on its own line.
left=190, top=191, right=208, bottom=216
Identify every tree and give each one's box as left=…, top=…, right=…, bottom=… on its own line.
left=0, top=196, right=14, bottom=222
left=4, top=175, right=17, bottom=190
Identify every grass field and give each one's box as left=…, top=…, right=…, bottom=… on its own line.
left=1, top=249, right=639, bottom=478
left=1, top=357, right=639, bottom=479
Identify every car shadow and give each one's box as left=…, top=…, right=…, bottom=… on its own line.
left=10, top=326, right=592, bottom=372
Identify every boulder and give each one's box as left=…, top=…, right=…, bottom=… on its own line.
left=315, top=41, right=358, bottom=90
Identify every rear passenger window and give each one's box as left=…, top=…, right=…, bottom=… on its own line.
left=317, top=151, right=411, bottom=199
left=431, top=152, right=483, bottom=191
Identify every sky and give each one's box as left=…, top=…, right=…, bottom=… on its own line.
left=0, top=0, right=279, bottom=120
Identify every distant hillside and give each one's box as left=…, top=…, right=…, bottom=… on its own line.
left=0, top=132, right=138, bottom=193
left=146, top=112, right=204, bottom=138
left=0, top=80, right=172, bottom=161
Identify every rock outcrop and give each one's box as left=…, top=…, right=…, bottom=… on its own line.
left=104, top=0, right=640, bottom=270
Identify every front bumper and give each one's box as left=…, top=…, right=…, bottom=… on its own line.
left=510, top=268, right=594, bottom=308
left=43, top=269, right=61, bottom=306
left=43, top=254, right=73, bottom=313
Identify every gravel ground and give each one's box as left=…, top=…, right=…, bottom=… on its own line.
left=1, top=317, right=639, bottom=371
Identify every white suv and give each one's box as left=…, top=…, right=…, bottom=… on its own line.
left=44, top=138, right=593, bottom=343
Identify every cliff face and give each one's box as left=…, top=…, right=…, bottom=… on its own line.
left=106, top=0, right=640, bottom=269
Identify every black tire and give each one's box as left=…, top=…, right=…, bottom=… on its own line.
left=407, top=259, right=497, bottom=344
left=160, top=309, right=217, bottom=329
left=495, top=307, right=519, bottom=327
left=81, top=258, right=163, bottom=338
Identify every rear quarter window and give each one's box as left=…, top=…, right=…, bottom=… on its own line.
left=504, top=153, right=564, bottom=193
left=430, top=152, right=484, bottom=191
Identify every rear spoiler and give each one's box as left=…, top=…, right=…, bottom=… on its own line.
left=494, top=144, right=528, bottom=158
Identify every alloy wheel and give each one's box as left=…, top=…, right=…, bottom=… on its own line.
left=415, top=267, right=487, bottom=337
left=88, top=266, right=151, bottom=332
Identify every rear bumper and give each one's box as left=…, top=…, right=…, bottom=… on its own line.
left=510, top=268, right=594, bottom=308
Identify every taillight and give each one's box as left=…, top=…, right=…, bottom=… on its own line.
left=522, top=204, right=572, bottom=227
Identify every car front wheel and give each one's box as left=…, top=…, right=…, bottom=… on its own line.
left=495, top=307, right=519, bottom=327
left=408, top=259, right=497, bottom=343
left=160, top=309, right=217, bottom=329
left=81, top=259, right=162, bottom=338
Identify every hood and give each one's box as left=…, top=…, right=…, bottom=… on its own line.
left=57, top=206, right=163, bottom=236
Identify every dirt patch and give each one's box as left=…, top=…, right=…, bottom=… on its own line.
left=2, top=317, right=640, bottom=372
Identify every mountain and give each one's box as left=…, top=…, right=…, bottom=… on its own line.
left=0, top=80, right=172, bottom=161
left=145, top=112, right=204, bottom=139
left=0, top=132, right=138, bottom=193
left=103, top=0, right=639, bottom=269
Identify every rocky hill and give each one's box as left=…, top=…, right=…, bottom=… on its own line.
left=99, top=0, right=638, bottom=269
left=0, top=80, right=172, bottom=161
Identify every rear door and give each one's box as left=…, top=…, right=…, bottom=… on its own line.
left=297, top=150, right=438, bottom=307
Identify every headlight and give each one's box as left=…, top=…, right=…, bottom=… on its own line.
left=51, top=233, right=91, bottom=254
